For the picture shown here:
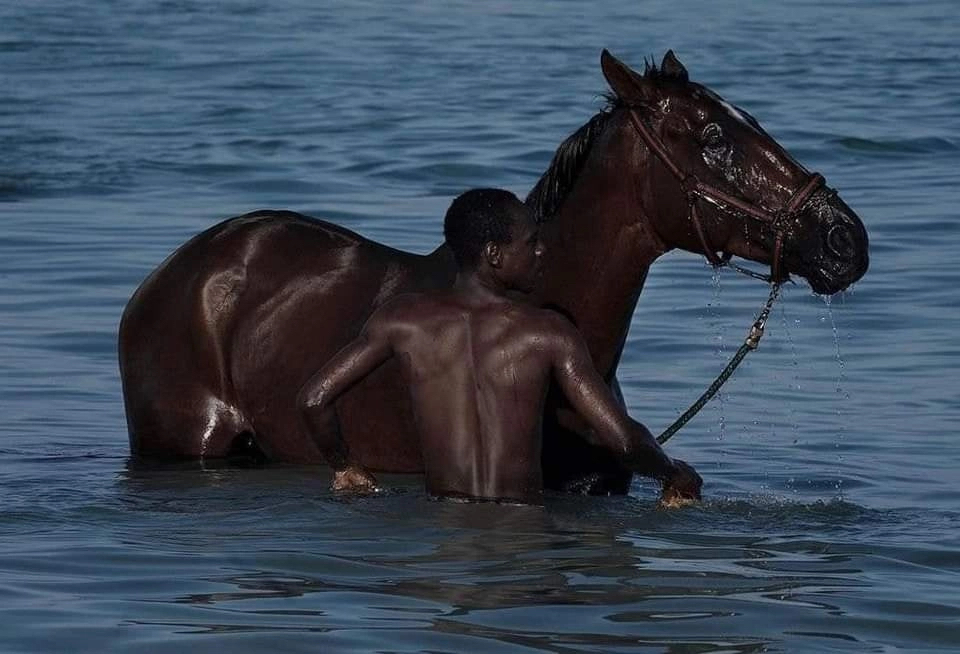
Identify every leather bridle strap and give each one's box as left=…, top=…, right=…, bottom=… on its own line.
left=626, top=108, right=825, bottom=283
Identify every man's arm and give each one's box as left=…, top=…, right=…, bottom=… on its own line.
left=297, top=311, right=394, bottom=475
left=546, top=316, right=702, bottom=500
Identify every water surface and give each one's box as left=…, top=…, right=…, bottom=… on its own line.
left=2, top=1, right=959, bottom=652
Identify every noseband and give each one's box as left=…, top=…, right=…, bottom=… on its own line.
left=626, top=108, right=824, bottom=284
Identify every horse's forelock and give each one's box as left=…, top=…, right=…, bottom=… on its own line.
left=641, top=59, right=688, bottom=84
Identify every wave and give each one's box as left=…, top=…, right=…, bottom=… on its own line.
left=831, top=136, right=957, bottom=154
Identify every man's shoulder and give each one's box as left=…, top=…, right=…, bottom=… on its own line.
left=370, top=291, right=462, bottom=330
left=376, top=291, right=431, bottom=314
left=376, top=293, right=578, bottom=340
left=514, top=306, right=591, bottom=365
left=510, top=303, right=578, bottom=338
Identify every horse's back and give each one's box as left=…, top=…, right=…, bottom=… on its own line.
left=119, top=210, right=430, bottom=463
left=121, top=210, right=373, bottom=340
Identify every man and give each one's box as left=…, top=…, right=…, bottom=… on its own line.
left=299, top=188, right=702, bottom=505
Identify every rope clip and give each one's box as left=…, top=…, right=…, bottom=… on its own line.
left=745, top=320, right=765, bottom=350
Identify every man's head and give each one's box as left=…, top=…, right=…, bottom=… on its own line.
left=443, top=188, right=543, bottom=292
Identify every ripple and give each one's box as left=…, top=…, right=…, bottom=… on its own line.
left=2, top=2, right=960, bottom=653
left=832, top=135, right=957, bottom=154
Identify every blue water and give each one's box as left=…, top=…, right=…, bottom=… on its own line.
left=2, top=1, right=959, bottom=652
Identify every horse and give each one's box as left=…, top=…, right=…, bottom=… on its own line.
left=119, top=50, right=869, bottom=494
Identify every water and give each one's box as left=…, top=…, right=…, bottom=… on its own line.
left=2, top=1, right=959, bottom=651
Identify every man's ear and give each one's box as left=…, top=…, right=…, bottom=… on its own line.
left=483, top=241, right=502, bottom=267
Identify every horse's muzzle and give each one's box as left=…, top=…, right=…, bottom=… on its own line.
left=807, top=195, right=869, bottom=294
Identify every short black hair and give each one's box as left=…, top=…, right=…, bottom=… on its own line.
left=443, top=188, right=526, bottom=268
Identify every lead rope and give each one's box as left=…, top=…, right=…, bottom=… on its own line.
left=656, top=282, right=781, bottom=445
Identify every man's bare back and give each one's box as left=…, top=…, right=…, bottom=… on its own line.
left=299, top=189, right=702, bottom=504
left=357, top=288, right=595, bottom=502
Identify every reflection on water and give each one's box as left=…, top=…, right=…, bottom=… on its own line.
left=0, top=457, right=957, bottom=652
left=77, top=468, right=953, bottom=652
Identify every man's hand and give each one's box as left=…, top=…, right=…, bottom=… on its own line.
left=332, top=465, right=379, bottom=493
left=659, top=458, right=702, bottom=507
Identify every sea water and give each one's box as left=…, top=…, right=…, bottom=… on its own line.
left=2, top=1, right=959, bottom=651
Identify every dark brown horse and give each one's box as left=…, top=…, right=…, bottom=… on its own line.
left=119, top=50, right=868, bottom=493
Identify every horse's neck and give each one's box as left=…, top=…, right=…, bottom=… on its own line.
left=537, top=122, right=664, bottom=376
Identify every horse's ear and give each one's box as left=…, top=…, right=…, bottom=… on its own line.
left=600, top=49, right=655, bottom=105
left=660, top=50, right=689, bottom=82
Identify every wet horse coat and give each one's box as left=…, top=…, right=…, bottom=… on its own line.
left=119, top=51, right=869, bottom=493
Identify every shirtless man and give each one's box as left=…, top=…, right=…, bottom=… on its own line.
left=299, top=188, right=702, bottom=505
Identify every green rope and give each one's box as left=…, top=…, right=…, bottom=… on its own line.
left=657, top=283, right=781, bottom=445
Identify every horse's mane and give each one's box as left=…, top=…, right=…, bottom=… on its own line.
left=525, top=58, right=680, bottom=222
left=524, top=105, right=616, bottom=223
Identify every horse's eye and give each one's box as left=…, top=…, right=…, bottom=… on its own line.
left=702, top=123, right=724, bottom=147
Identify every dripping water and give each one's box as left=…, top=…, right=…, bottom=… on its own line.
left=778, top=294, right=803, bottom=497
left=821, top=294, right=850, bottom=500
left=707, top=268, right=728, bottom=467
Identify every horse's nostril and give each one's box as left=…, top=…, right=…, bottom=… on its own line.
left=827, top=224, right=854, bottom=258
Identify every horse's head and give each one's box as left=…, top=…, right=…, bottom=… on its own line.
left=601, top=50, right=868, bottom=294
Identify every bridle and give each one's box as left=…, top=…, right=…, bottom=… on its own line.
left=626, top=108, right=824, bottom=284
left=624, top=107, right=827, bottom=444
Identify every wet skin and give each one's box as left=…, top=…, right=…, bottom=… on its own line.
left=120, top=51, right=869, bottom=496
left=300, top=204, right=703, bottom=505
